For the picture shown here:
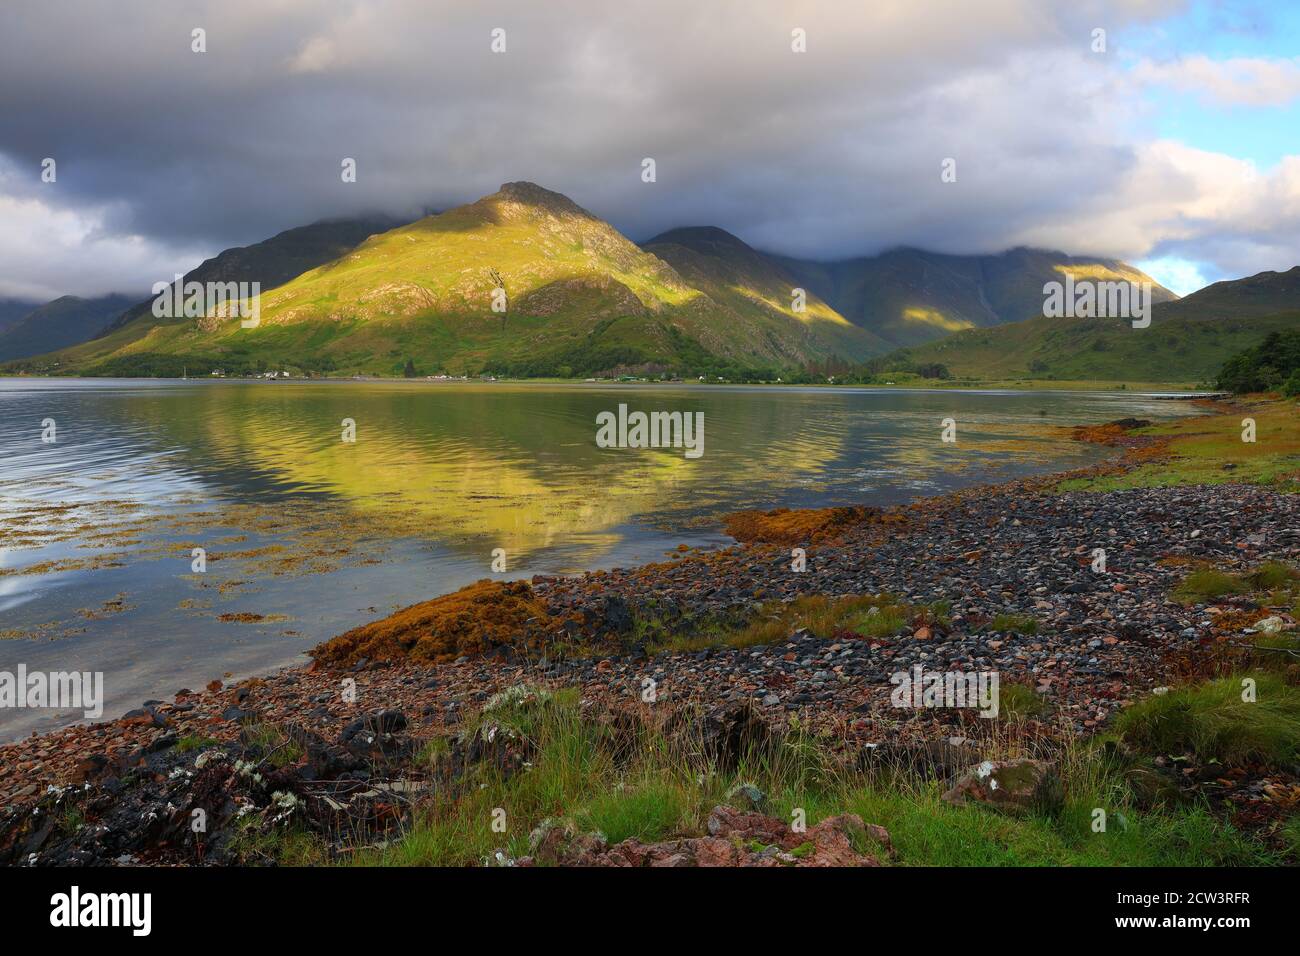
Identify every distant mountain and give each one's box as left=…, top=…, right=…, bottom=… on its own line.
left=0, top=294, right=137, bottom=361
left=887, top=266, right=1300, bottom=384
left=31, top=183, right=880, bottom=377
left=773, top=246, right=1177, bottom=348
left=0, top=298, right=42, bottom=334
left=1149, top=266, right=1300, bottom=321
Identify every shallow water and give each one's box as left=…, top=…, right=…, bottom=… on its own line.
left=0, top=378, right=1202, bottom=737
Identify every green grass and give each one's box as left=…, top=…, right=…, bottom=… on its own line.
left=1283, top=814, right=1300, bottom=859
left=840, top=787, right=1266, bottom=866
left=175, top=734, right=219, bottom=753
left=989, top=613, right=1039, bottom=635
left=1248, top=561, right=1299, bottom=591
left=844, top=604, right=911, bottom=638
left=1167, top=561, right=1298, bottom=613
left=998, top=683, right=1046, bottom=721
left=1058, top=397, right=1300, bottom=493
left=889, top=307, right=1300, bottom=385
left=640, top=593, right=917, bottom=655
left=1173, top=568, right=1249, bottom=603
left=240, top=721, right=305, bottom=769
left=576, top=778, right=692, bottom=844
left=229, top=817, right=331, bottom=866
left=331, top=681, right=1284, bottom=867
left=1114, top=674, right=1300, bottom=770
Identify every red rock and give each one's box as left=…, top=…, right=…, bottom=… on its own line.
left=545, top=805, right=885, bottom=867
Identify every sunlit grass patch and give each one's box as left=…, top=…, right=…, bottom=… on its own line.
left=1058, top=397, right=1300, bottom=492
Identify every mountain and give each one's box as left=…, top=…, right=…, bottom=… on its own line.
left=9, top=214, right=412, bottom=374
left=773, top=247, right=1177, bottom=348
left=1148, top=266, right=1300, bottom=321
left=642, top=226, right=893, bottom=357
left=0, top=297, right=43, bottom=334
left=0, top=294, right=137, bottom=362
left=98, top=214, right=410, bottom=338
left=885, top=267, right=1300, bottom=384
left=29, top=183, right=881, bottom=377
left=6, top=184, right=1197, bottom=380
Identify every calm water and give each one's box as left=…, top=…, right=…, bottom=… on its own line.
left=0, top=379, right=1202, bottom=738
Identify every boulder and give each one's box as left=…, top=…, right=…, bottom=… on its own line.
left=941, top=759, right=1061, bottom=813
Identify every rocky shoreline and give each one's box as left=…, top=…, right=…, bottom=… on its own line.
left=2, top=406, right=1297, bottom=865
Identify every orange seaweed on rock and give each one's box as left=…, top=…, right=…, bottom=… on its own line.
left=310, top=579, right=562, bottom=667
left=1068, top=418, right=1154, bottom=445
left=723, top=506, right=881, bottom=545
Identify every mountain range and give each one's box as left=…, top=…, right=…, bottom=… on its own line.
left=3, top=181, right=1291, bottom=382
left=889, top=267, right=1300, bottom=384
left=0, top=294, right=138, bottom=362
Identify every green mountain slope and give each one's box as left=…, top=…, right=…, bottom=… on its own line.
left=33, top=184, right=880, bottom=377
left=0, top=294, right=137, bottom=361
left=773, top=246, right=1178, bottom=348
left=887, top=267, right=1300, bottom=383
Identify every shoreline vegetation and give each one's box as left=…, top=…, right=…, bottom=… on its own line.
left=0, top=393, right=1296, bottom=867
left=0, top=371, right=1217, bottom=393
left=10, top=325, right=1293, bottom=395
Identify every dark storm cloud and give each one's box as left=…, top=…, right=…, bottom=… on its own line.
left=3, top=0, right=1294, bottom=299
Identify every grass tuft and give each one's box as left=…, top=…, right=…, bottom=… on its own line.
left=1114, top=674, right=1300, bottom=770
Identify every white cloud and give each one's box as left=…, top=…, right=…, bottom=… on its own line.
left=1132, top=55, right=1300, bottom=107
left=1041, top=142, right=1300, bottom=281
left=0, top=192, right=202, bottom=300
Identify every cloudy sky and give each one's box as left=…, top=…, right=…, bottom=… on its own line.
left=1, top=0, right=1298, bottom=301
